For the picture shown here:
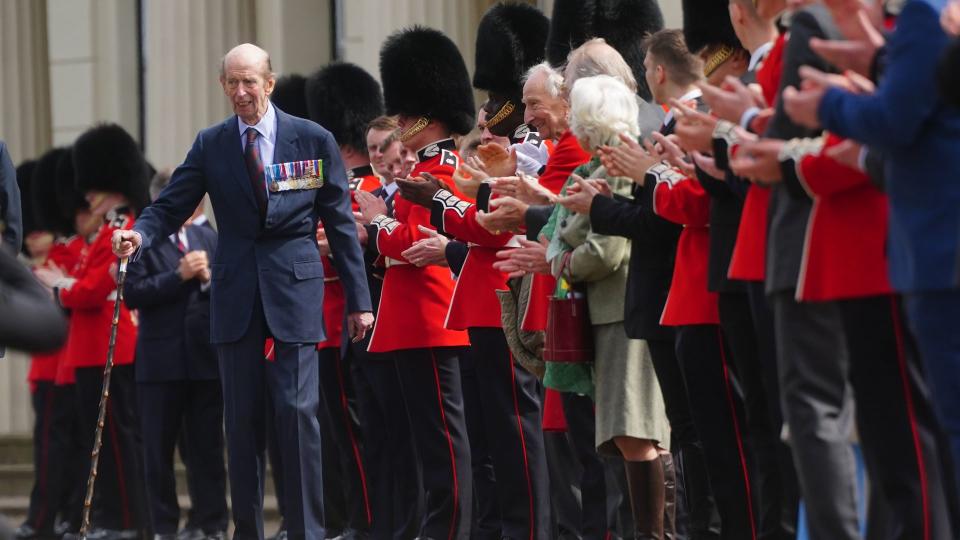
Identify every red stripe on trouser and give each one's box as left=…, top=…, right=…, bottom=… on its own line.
left=107, top=401, right=132, bottom=528
left=889, top=297, right=931, bottom=540
left=430, top=350, right=460, bottom=540
left=334, top=350, right=373, bottom=525
left=716, top=328, right=757, bottom=540
left=507, top=351, right=536, bottom=540
left=33, top=389, right=55, bottom=529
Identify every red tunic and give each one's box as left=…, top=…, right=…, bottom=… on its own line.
left=786, top=135, right=892, bottom=301
left=432, top=194, right=513, bottom=330
left=520, top=132, right=589, bottom=332
left=649, top=165, right=719, bottom=326
left=368, top=140, right=470, bottom=352
left=727, top=33, right=787, bottom=282
left=28, top=236, right=86, bottom=386
left=53, top=236, right=89, bottom=386
left=537, top=130, right=591, bottom=194
left=59, top=210, right=138, bottom=369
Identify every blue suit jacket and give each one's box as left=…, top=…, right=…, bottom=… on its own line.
left=125, top=224, right=219, bottom=382
left=0, top=141, right=21, bottom=255
left=819, top=0, right=960, bottom=291
left=134, top=106, right=372, bottom=344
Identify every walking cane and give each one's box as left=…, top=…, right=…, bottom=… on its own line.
left=79, top=256, right=129, bottom=540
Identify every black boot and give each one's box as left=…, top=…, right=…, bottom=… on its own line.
left=624, top=460, right=665, bottom=540
left=661, top=454, right=677, bottom=540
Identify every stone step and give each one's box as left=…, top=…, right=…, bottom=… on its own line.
left=0, top=436, right=33, bottom=465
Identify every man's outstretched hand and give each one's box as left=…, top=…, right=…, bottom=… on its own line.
left=112, top=230, right=142, bottom=258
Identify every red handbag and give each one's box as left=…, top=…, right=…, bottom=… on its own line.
left=543, top=254, right=593, bottom=363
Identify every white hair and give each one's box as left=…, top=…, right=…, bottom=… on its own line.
left=523, top=62, right=564, bottom=99
left=569, top=75, right=640, bottom=152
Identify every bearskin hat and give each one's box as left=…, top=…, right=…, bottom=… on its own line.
left=682, top=0, right=742, bottom=56
left=16, top=160, right=38, bottom=239
left=380, top=26, right=475, bottom=135
left=547, top=0, right=664, bottom=101
left=271, top=74, right=309, bottom=119
left=72, top=123, right=150, bottom=213
left=55, top=148, right=87, bottom=233
left=30, top=148, right=71, bottom=236
left=305, top=62, right=384, bottom=153
left=474, top=2, right=549, bottom=138
left=474, top=2, right=549, bottom=96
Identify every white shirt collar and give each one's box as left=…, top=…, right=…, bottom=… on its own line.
left=192, top=214, right=208, bottom=226
left=749, top=41, right=775, bottom=72
left=238, top=102, right=277, bottom=144
left=664, top=88, right=703, bottom=127
left=382, top=181, right=399, bottom=198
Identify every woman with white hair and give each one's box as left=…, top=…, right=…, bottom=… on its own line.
left=541, top=74, right=672, bottom=539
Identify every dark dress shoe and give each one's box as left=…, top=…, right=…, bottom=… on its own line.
left=176, top=529, right=205, bottom=540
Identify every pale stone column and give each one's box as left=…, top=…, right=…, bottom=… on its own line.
left=0, top=0, right=51, bottom=435
left=143, top=0, right=256, bottom=171
left=256, top=0, right=333, bottom=77
left=0, top=0, right=52, bottom=163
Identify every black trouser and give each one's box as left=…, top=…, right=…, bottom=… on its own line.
left=395, top=347, right=473, bottom=540
left=318, top=347, right=371, bottom=536
left=351, top=348, right=422, bottom=540
left=75, top=365, right=148, bottom=535
left=138, top=379, right=227, bottom=535
left=26, top=381, right=83, bottom=535
left=673, top=325, right=756, bottom=540
left=718, top=290, right=798, bottom=540
left=467, top=327, right=551, bottom=540
left=646, top=338, right=720, bottom=539
left=458, top=345, right=501, bottom=540
left=838, top=295, right=955, bottom=539
left=561, top=392, right=630, bottom=540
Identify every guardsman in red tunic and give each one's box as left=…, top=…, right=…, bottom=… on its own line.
left=357, top=27, right=475, bottom=540
left=765, top=134, right=954, bottom=538
left=40, top=125, right=151, bottom=540
left=304, top=62, right=389, bottom=539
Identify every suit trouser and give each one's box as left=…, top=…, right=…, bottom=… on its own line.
left=394, top=346, right=473, bottom=540
left=467, top=327, right=551, bottom=540
left=646, top=338, right=721, bottom=539
left=217, top=292, right=324, bottom=540
left=26, top=381, right=75, bottom=535
left=318, top=347, right=371, bottom=535
left=457, top=345, right=501, bottom=540
left=904, top=289, right=960, bottom=495
left=674, top=325, right=757, bottom=540
left=75, top=365, right=148, bottom=534
left=138, top=379, right=227, bottom=535
left=771, top=292, right=860, bottom=540
left=718, top=290, right=798, bottom=540
left=350, top=348, right=422, bottom=540
left=838, top=295, right=955, bottom=539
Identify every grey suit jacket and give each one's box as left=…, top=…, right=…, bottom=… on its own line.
left=0, top=141, right=21, bottom=255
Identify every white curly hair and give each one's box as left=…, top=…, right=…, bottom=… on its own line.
left=569, top=75, right=640, bottom=152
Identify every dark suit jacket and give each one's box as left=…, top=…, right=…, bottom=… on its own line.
left=133, top=105, right=371, bottom=344
left=126, top=224, right=219, bottom=382
left=763, top=5, right=841, bottom=294
left=0, top=141, right=21, bottom=255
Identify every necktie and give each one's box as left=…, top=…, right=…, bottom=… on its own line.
left=176, top=228, right=187, bottom=253
left=244, top=127, right=268, bottom=222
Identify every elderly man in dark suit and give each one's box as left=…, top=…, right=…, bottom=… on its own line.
left=124, top=169, right=227, bottom=540
left=113, top=43, right=373, bottom=540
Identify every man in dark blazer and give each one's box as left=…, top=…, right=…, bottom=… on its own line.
left=124, top=169, right=227, bottom=540
left=113, top=43, right=373, bottom=540
left=0, top=140, right=21, bottom=255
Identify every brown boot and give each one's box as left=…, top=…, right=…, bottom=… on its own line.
left=624, top=459, right=665, bottom=540
left=661, top=454, right=677, bottom=540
